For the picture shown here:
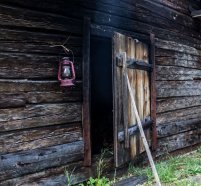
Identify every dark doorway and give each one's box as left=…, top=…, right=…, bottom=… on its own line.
left=90, top=36, right=113, bottom=155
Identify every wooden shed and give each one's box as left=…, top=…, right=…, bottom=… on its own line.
left=0, top=0, right=201, bottom=185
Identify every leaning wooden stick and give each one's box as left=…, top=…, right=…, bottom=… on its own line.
left=122, top=52, right=161, bottom=186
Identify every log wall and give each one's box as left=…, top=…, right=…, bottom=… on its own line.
left=0, top=0, right=201, bottom=184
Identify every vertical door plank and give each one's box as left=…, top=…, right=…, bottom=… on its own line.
left=129, top=39, right=138, bottom=158
left=113, top=33, right=129, bottom=167
left=122, top=52, right=129, bottom=148
left=143, top=43, right=152, bottom=147
left=135, top=41, right=145, bottom=153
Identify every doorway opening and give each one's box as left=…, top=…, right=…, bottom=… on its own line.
left=90, top=36, right=113, bottom=155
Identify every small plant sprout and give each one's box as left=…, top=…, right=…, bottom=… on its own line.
left=65, top=167, right=75, bottom=186
left=96, top=149, right=109, bottom=179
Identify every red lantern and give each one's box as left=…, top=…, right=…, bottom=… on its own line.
left=58, top=57, right=76, bottom=87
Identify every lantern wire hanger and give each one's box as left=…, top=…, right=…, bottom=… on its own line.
left=49, top=34, right=75, bottom=64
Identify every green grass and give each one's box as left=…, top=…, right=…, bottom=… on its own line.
left=128, top=146, right=201, bottom=185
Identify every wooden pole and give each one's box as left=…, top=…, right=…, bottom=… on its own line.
left=122, top=52, right=161, bottom=186
left=82, top=17, right=91, bottom=166
left=150, top=33, right=157, bottom=150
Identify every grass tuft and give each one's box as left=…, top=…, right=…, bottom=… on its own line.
left=128, top=146, right=201, bottom=185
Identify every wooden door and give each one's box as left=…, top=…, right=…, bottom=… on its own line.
left=113, top=32, right=156, bottom=167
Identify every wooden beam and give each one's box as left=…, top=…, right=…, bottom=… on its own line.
left=118, top=119, right=152, bottom=142
left=82, top=17, right=91, bottom=167
left=116, top=56, right=152, bottom=71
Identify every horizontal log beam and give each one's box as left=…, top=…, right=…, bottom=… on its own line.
left=118, top=119, right=152, bottom=142
left=157, top=129, right=201, bottom=156
left=0, top=141, right=84, bottom=181
left=0, top=161, right=83, bottom=186
left=0, top=79, right=81, bottom=93
left=0, top=4, right=82, bottom=34
left=157, top=96, right=201, bottom=113
left=0, top=103, right=82, bottom=132
left=157, top=80, right=201, bottom=98
left=116, top=56, right=152, bottom=71
left=0, top=54, right=82, bottom=79
left=0, top=123, right=82, bottom=154
left=157, top=119, right=201, bottom=138
left=157, top=105, right=201, bottom=125
left=156, top=65, right=201, bottom=81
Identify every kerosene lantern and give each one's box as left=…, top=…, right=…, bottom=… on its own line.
left=58, top=57, right=76, bottom=87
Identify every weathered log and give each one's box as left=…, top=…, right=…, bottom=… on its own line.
left=0, top=161, right=84, bottom=186
left=156, top=39, right=201, bottom=56
left=157, top=80, right=201, bottom=98
left=0, top=4, right=82, bottom=34
left=1, top=0, right=200, bottom=47
left=156, top=48, right=200, bottom=60
left=0, top=123, right=82, bottom=154
left=0, top=154, right=113, bottom=186
left=157, top=96, right=201, bottom=113
left=0, top=103, right=81, bottom=132
left=0, top=89, right=81, bottom=109
left=157, top=105, right=201, bottom=125
left=157, top=66, right=201, bottom=81
left=157, top=119, right=201, bottom=138
left=2, top=0, right=201, bottom=54
left=0, top=53, right=82, bottom=79
left=157, top=129, right=201, bottom=156
left=0, top=79, right=81, bottom=92
left=156, top=55, right=201, bottom=70
left=0, top=141, right=84, bottom=181
left=0, top=28, right=82, bottom=46
left=151, top=0, right=190, bottom=14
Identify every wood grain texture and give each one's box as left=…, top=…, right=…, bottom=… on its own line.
left=157, top=80, right=201, bottom=98
left=157, top=129, right=201, bottom=156
left=157, top=105, right=201, bottom=126
left=0, top=123, right=82, bottom=154
left=0, top=54, right=82, bottom=79
left=113, top=33, right=130, bottom=167
left=0, top=103, right=81, bottom=132
left=157, top=66, right=201, bottom=81
left=127, top=37, right=137, bottom=158
left=0, top=4, right=82, bottom=33
left=157, top=96, right=201, bottom=113
left=0, top=141, right=84, bottom=181
left=113, top=33, right=152, bottom=166
left=157, top=119, right=201, bottom=138
left=0, top=161, right=84, bottom=186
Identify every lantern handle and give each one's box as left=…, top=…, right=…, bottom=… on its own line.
left=50, top=44, right=75, bottom=63
left=67, top=49, right=75, bottom=64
